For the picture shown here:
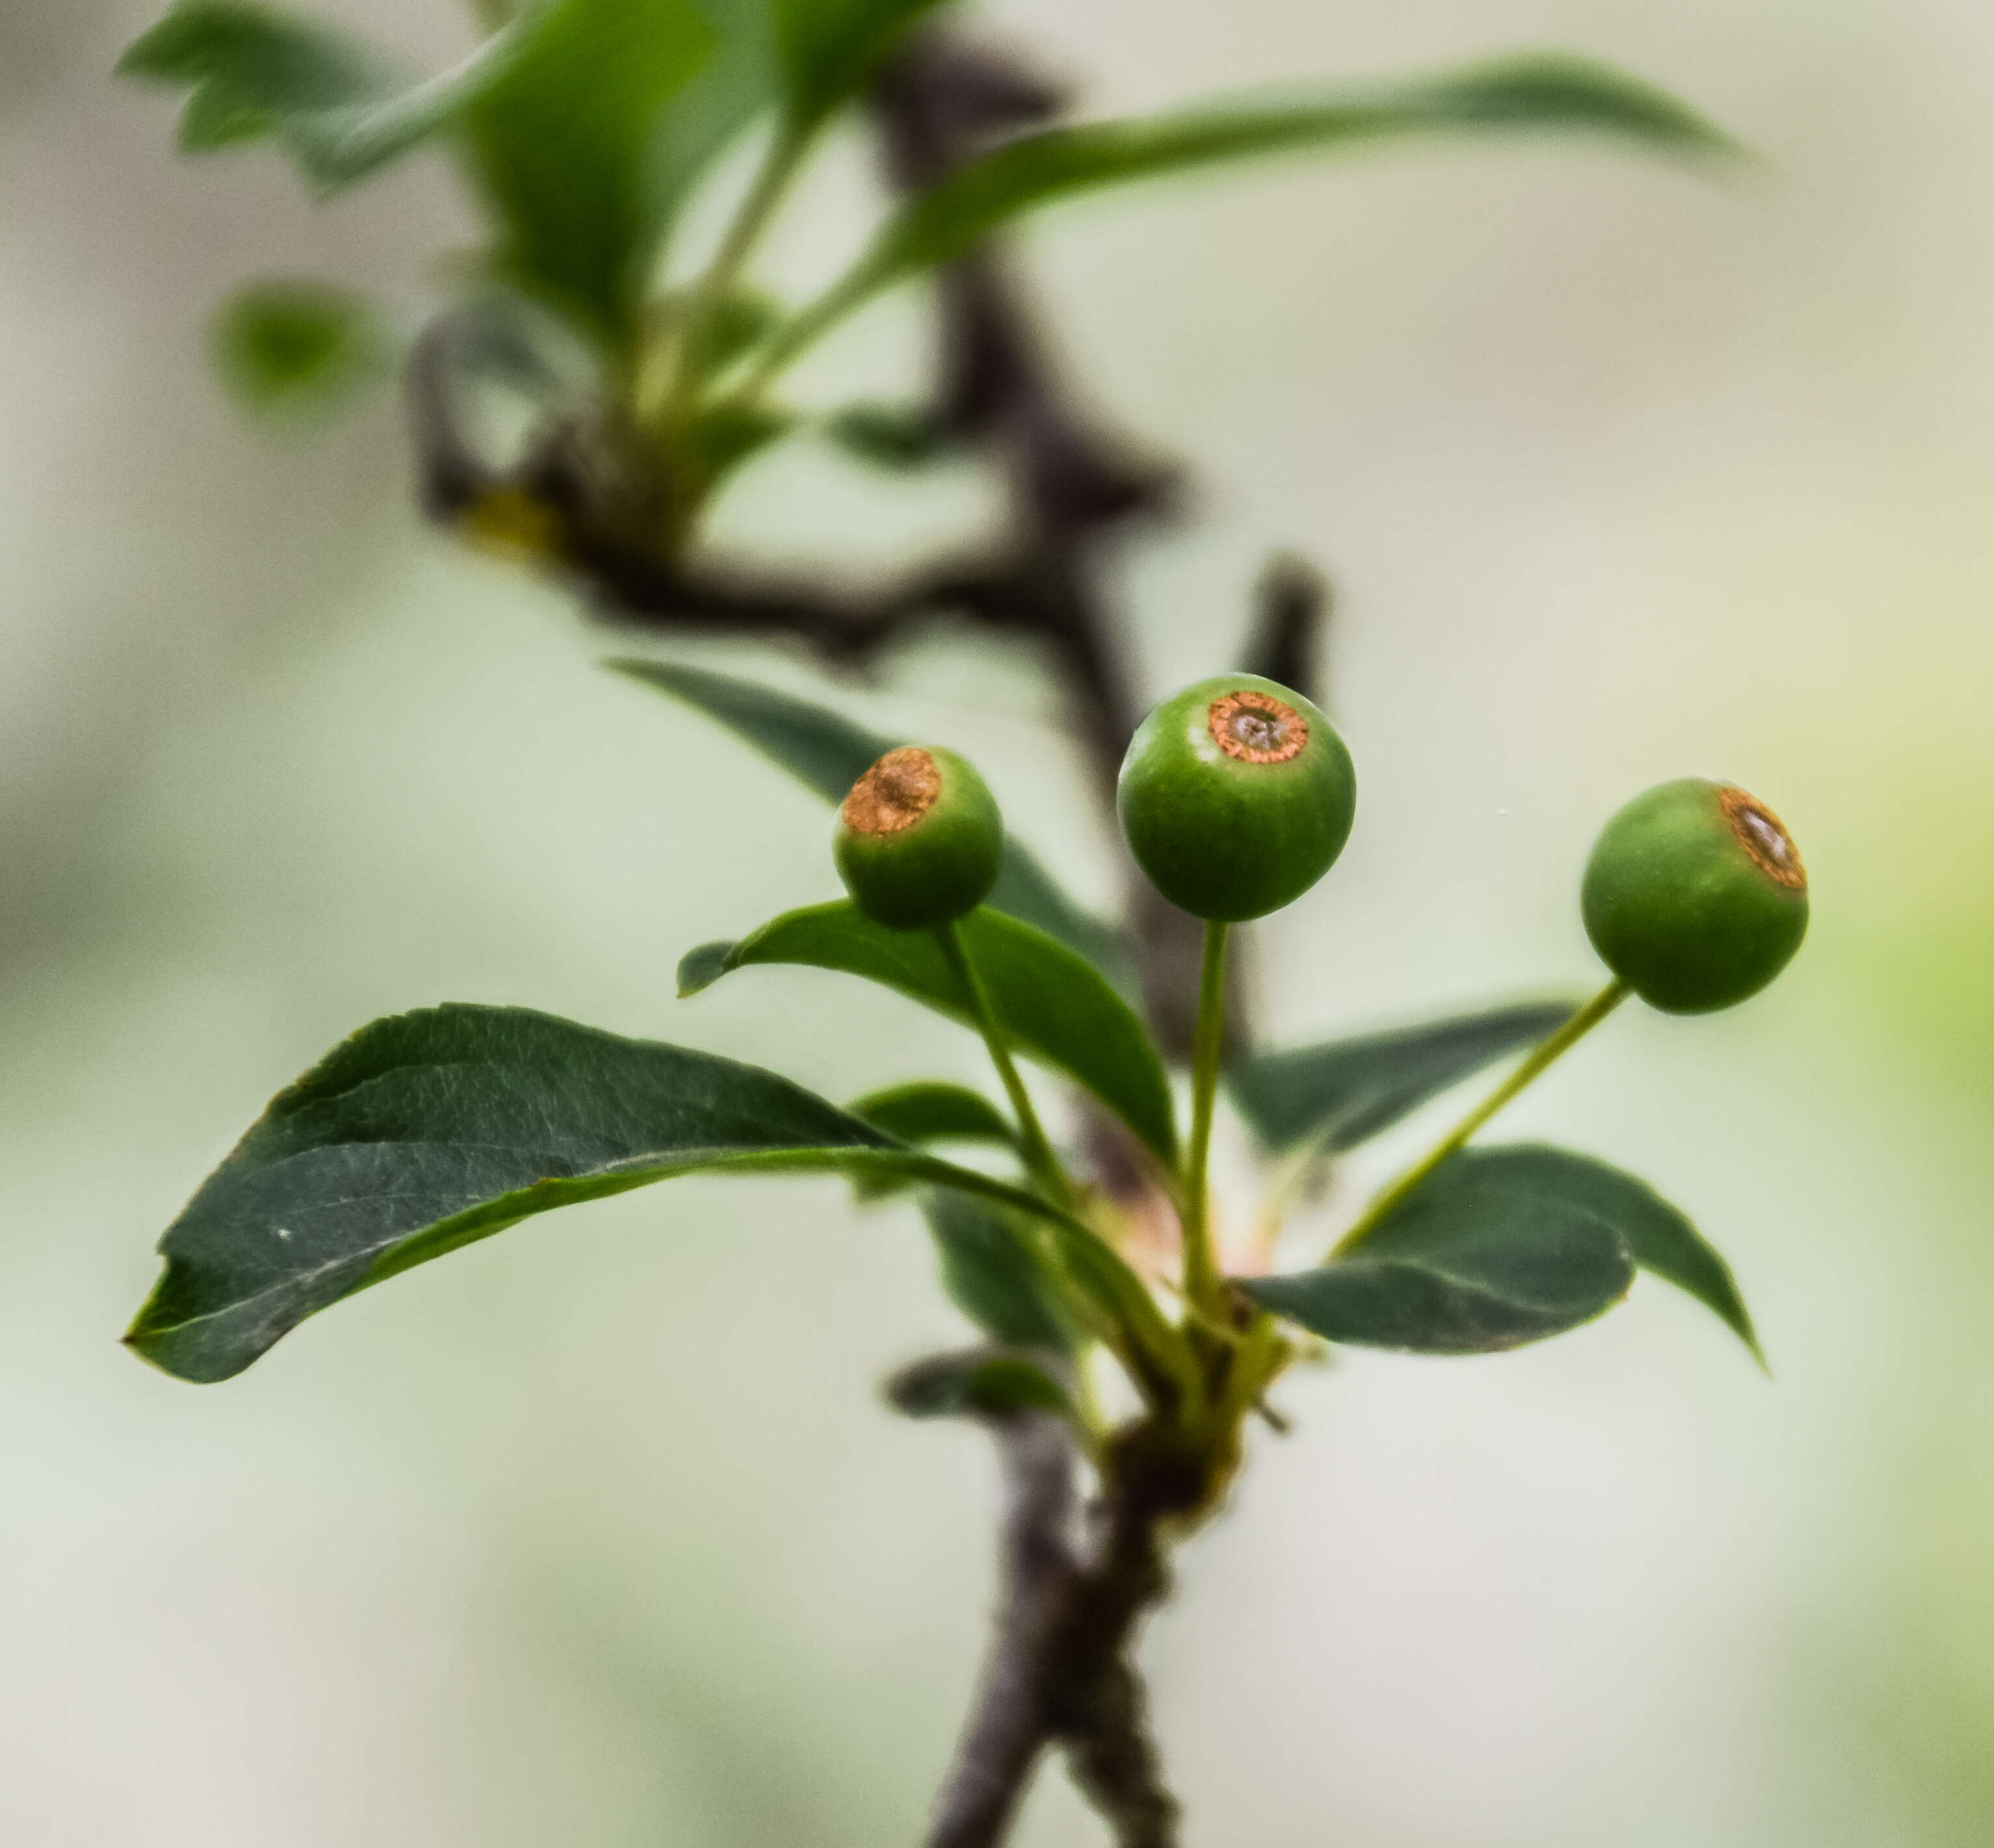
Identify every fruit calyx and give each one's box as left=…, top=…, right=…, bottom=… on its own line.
left=1718, top=786, right=1805, bottom=891
left=842, top=747, right=941, bottom=836
left=1208, top=690, right=1307, bottom=765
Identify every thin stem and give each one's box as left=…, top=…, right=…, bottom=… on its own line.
left=728, top=245, right=888, bottom=407
left=936, top=918, right=1074, bottom=1210
left=1333, top=978, right=1630, bottom=1257
left=644, top=126, right=813, bottom=427
left=1178, top=920, right=1230, bottom=1315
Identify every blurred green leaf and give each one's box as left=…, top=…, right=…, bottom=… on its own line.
left=650, top=0, right=784, bottom=227
left=211, top=280, right=387, bottom=416
left=608, top=658, right=1133, bottom=984
left=462, top=0, right=717, bottom=349
left=678, top=399, right=797, bottom=489
left=117, top=0, right=529, bottom=188
left=1242, top=1144, right=1753, bottom=1357
left=683, top=286, right=785, bottom=375
left=678, top=899, right=1178, bottom=1167
left=771, top=0, right=949, bottom=127
left=784, top=51, right=1736, bottom=350
left=920, top=1189, right=1077, bottom=1350
left=851, top=1080, right=1018, bottom=1147
left=122, top=1003, right=1141, bottom=1384
left=1615, top=1183, right=1764, bottom=1365
left=1229, top=1000, right=1578, bottom=1155
left=825, top=401, right=947, bottom=471
left=886, top=1347, right=1075, bottom=1421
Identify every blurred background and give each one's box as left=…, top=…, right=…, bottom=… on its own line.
left=4, top=0, right=1992, bottom=1841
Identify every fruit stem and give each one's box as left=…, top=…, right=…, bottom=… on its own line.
left=935, top=920, right=1075, bottom=1209
left=1180, top=920, right=1231, bottom=1315
left=1332, top=978, right=1630, bottom=1257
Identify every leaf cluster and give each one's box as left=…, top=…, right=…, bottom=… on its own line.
left=126, top=666, right=1760, bottom=1394
left=119, top=0, right=1736, bottom=540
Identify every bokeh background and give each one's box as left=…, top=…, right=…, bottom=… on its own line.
left=5, top=0, right=1992, bottom=1841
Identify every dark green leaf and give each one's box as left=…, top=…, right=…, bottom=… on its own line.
left=613, top=654, right=891, bottom=792
left=1243, top=1144, right=1655, bottom=1354
left=1616, top=1192, right=1764, bottom=1366
left=771, top=0, right=950, bottom=127
left=118, top=1, right=529, bottom=188
left=211, top=280, right=386, bottom=414
left=829, top=53, right=1736, bottom=319
left=850, top=1081, right=1017, bottom=1147
left=123, top=1003, right=1150, bottom=1384
left=462, top=0, right=717, bottom=349
left=608, top=658, right=1132, bottom=985
left=1244, top=1144, right=1758, bottom=1360
left=886, top=1347, right=1074, bottom=1421
left=825, top=401, right=947, bottom=470
left=1229, top=1000, right=1578, bottom=1154
left=920, top=1190, right=1076, bottom=1350
left=679, top=900, right=1176, bottom=1167
left=842, top=1081, right=1017, bottom=1205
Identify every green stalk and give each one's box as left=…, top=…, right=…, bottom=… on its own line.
left=726, top=245, right=888, bottom=407
left=1332, top=978, right=1630, bottom=1257
left=1179, top=920, right=1231, bottom=1315
left=935, top=919, right=1074, bottom=1211
left=644, top=125, right=812, bottom=429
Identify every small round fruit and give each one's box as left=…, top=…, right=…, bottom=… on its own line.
left=1581, top=778, right=1808, bottom=1013
left=1116, top=674, right=1357, bottom=922
left=834, top=745, right=1004, bottom=930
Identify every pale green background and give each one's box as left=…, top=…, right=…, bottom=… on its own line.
left=3, top=1, right=1990, bottom=1842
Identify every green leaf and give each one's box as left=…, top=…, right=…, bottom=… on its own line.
left=806, top=52, right=1736, bottom=332
left=771, top=0, right=950, bottom=127
left=122, top=1003, right=1154, bottom=1384
left=1241, top=1145, right=1635, bottom=1353
left=1615, top=1188, right=1764, bottom=1365
left=679, top=900, right=1177, bottom=1168
left=886, top=1347, right=1075, bottom=1421
left=211, top=280, right=386, bottom=415
left=825, top=402, right=948, bottom=471
left=608, top=658, right=1132, bottom=985
left=651, top=0, right=784, bottom=232
left=850, top=1081, right=1018, bottom=1148
left=462, top=0, right=717, bottom=349
left=920, top=1190, right=1076, bottom=1350
left=1244, top=1142, right=1764, bottom=1359
left=117, top=1, right=530, bottom=189
left=1228, top=1000, right=1579, bottom=1154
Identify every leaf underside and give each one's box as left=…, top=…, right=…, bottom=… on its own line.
left=1229, top=999, right=1579, bottom=1155
left=123, top=1004, right=1124, bottom=1384
left=610, top=658, right=1133, bottom=987
left=680, top=899, right=1178, bottom=1168
left=1242, top=1144, right=1760, bottom=1359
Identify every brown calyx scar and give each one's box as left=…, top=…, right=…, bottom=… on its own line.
left=1719, top=786, right=1805, bottom=891
left=844, top=747, right=941, bottom=835
left=1208, top=690, right=1307, bottom=765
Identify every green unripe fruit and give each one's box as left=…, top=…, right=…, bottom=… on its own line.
left=834, top=746, right=1004, bottom=930
left=1581, top=778, right=1808, bottom=1013
left=1116, top=674, right=1357, bottom=922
